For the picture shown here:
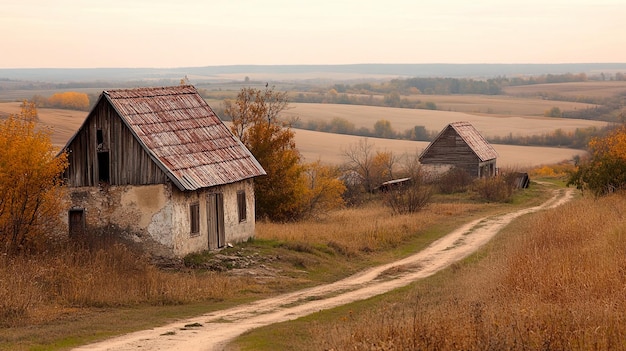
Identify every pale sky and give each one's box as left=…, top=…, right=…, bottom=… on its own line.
left=1, top=0, right=625, bottom=68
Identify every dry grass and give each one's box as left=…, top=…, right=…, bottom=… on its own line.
left=314, top=193, right=626, bottom=350
left=0, top=243, right=255, bottom=328
left=256, top=201, right=483, bottom=256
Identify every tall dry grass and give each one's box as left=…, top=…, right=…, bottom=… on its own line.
left=0, top=243, right=255, bottom=327
left=256, top=201, right=483, bottom=256
left=315, top=193, right=626, bottom=350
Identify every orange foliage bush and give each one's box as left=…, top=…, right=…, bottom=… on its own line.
left=568, top=124, right=626, bottom=194
left=47, top=91, right=90, bottom=111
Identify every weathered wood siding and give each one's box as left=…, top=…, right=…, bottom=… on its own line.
left=419, top=127, right=482, bottom=177
left=64, top=99, right=168, bottom=187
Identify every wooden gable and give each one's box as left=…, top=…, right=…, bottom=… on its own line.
left=419, top=121, right=497, bottom=177
left=63, top=97, right=168, bottom=187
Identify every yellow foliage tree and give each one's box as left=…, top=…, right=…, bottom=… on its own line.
left=0, top=101, right=68, bottom=253
left=47, top=92, right=90, bottom=111
left=568, top=125, right=626, bottom=195
left=301, top=161, right=346, bottom=218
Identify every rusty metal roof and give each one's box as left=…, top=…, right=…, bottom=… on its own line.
left=421, top=121, right=498, bottom=162
left=104, top=85, right=265, bottom=191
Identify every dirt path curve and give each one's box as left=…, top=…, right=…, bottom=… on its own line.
left=74, top=187, right=574, bottom=351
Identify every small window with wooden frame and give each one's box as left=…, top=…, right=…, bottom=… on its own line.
left=190, top=202, right=200, bottom=236
left=237, top=191, right=247, bottom=222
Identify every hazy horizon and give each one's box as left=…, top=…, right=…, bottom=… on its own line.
left=2, top=1, right=625, bottom=69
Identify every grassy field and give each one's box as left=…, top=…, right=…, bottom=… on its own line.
left=232, top=188, right=626, bottom=350
left=1, top=181, right=543, bottom=350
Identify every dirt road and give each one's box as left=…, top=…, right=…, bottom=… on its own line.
left=73, top=188, right=574, bottom=351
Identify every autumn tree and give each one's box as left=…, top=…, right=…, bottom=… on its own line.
left=568, top=125, right=626, bottom=195
left=0, top=101, right=68, bottom=254
left=301, top=161, right=346, bottom=218
left=223, top=87, right=306, bottom=221
left=373, top=119, right=395, bottom=139
left=225, top=87, right=345, bottom=220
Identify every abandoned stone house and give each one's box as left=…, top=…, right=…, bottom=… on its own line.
left=61, top=85, right=266, bottom=257
left=419, top=121, right=498, bottom=178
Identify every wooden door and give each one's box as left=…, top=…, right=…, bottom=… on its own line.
left=207, top=193, right=225, bottom=249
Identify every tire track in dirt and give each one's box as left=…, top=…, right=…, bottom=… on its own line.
left=73, top=188, right=574, bottom=351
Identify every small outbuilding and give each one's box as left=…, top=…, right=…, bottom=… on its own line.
left=61, top=85, right=266, bottom=258
left=419, top=121, right=498, bottom=178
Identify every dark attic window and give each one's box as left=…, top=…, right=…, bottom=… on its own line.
left=96, top=129, right=103, bottom=145
left=97, top=151, right=110, bottom=183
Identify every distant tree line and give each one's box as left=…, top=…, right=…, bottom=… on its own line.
left=292, top=117, right=437, bottom=142
left=346, top=72, right=624, bottom=97
left=488, top=126, right=615, bottom=149
left=283, top=72, right=625, bottom=114
left=289, top=90, right=438, bottom=110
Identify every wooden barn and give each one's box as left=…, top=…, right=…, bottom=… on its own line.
left=419, top=121, right=498, bottom=178
left=61, top=85, right=266, bottom=258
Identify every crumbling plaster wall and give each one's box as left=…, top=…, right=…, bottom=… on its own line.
left=66, top=183, right=175, bottom=256
left=65, top=179, right=257, bottom=258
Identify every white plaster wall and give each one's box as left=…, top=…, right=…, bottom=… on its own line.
left=170, top=188, right=209, bottom=256
left=223, top=179, right=256, bottom=243
left=170, top=179, right=257, bottom=256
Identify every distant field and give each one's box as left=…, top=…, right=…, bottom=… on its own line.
left=503, top=81, right=626, bottom=99
left=294, top=128, right=587, bottom=169
left=395, top=94, right=595, bottom=115
left=0, top=102, right=86, bottom=147
left=0, top=101, right=589, bottom=169
left=284, top=103, right=608, bottom=138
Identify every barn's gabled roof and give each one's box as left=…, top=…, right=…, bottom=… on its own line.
left=95, top=85, right=265, bottom=191
left=420, top=121, right=498, bottom=162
